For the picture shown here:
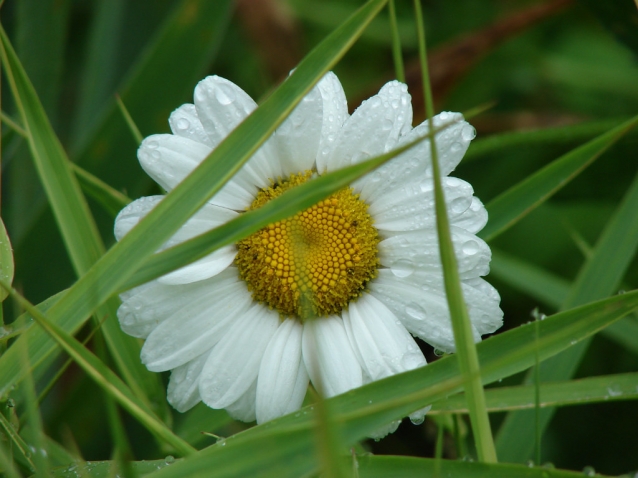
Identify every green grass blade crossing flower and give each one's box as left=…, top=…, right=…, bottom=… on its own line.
left=412, top=0, right=496, bottom=463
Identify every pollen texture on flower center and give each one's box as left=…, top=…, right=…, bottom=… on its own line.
left=235, top=172, right=379, bottom=320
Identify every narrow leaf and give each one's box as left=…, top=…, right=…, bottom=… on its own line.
left=480, top=115, right=638, bottom=241
left=0, top=219, right=14, bottom=302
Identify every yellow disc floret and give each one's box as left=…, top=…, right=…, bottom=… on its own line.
left=235, top=171, right=379, bottom=321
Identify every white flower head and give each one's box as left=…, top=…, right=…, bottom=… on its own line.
left=115, top=73, right=503, bottom=425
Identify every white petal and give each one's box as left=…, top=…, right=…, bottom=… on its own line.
left=138, top=134, right=210, bottom=192
left=169, top=103, right=213, bottom=147
left=158, top=248, right=237, bottom=285
left=302, top=317, right=362, bottom=397
left=342, top=294, right=426, bottom=381
left=367, top=176, right=476, bottom=233
left=193, top=75, right=282, bottom=210
left=378, top=227, right=491, bottom=280
left=323, top=81, right=412, bottom=173
left=315, top=72, right=349, bottom=173
left=354, top=111, right=473, bottom=203
left=118, top=280, right=188, bottom=339
left=275, top=79, right=323, bottom=174
left=199, top=304, right=279, bottom=409
left=452, top=196, right=488, bottom=234
left=225, top=379, right=257, bottom=423
left=141, top=269, right=252, bottom=371
left=194, top=75, right=257, bottom=147
left=369, top=270, right=503, bottom=353
left=368, top=270, right=466, bottom=352
left=256, top=319, right=309, bottom=424
left=167, top=351, right=211, bottom=412
left=114, top=196, right=165, bottom=242
left=114, top=195, right=239, bottom=284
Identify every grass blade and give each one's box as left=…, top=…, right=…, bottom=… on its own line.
left=430, top=372, right=638, bottom=414
left=0, top=218, right=13, bottom=302
left=479, top=115, right=638, bottom=242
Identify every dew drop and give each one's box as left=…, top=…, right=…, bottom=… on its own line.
left=409, top=415, right=424, bottom=425
left=164, top=455, right=175, bottom=464
left=462, top=240, right=479, bottom=255
left=391, top=259, right=415, bottom=278
left=433, top=348, right=445, bottom=357
left=450, top=197, right=470, bottom=214
left=526, top=460, right=535, bottom=468
left=461, top=125, right=476, bottom=141
left=176, top=118, right=190, bottom=130
left=419, top=181, right=433, bottom=193
left=214, top=84, right=236, bottom=105
left=450, top=142, right=463, bottom=153
left=150, top=150, right=161, bottom=160
left=405, top=303, right=427, bottom=320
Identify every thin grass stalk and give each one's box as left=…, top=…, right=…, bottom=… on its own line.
left=534, top=314, right=542, bottom=465
left=388, top=0, right=405, bottom=83
left=412, top=0, right=497, bottom=463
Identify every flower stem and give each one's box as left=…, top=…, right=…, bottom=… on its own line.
left=412, top=0, right=497, bottom=463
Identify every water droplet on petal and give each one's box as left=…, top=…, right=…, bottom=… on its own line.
left=215, top=84, right=236, bottom=105
left=462, top=240, right=479, bottom=255
left=461, top=125, right=476, bottom=141
left=450, top=197, right=470, bottom=214
left=150, top=150, right=161, bottom=160
left=405, top=303, right=427, bottom=320
left=450, top=142, right=463, bottom=153
left=146, top=140, right=159, bottom=149
left=391, top=259, right=414, bottom=278
left=176, top=118, right=190, bottom=130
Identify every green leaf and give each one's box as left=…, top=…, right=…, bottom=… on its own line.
left=50, top=459, right=173, bottom=477
left=137, top=290, right=638, bottom=477
left=0, top=218, right=14, bottom=302
left=0, top=281, right=195, bottom=457
left=496, top=168, right=638, bottom=462
left=70, top=162, right=132, bottom=217
left=430, top=372, right=638, bottom=414
left=356, top=455, right=603, bottom=478
left=479, top=115, right=638, bottom=242
left=0, top=0, right=388, bottom=406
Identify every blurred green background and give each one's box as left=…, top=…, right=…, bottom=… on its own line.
left=2, top=0, right=638, bottom=475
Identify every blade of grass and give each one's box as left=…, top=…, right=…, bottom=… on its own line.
left=388, top=0, right=405, bottom=83
left=0, top=0, right=389, bottom=404
left=413, top=0, right=496, bottom=463
left=496, top=168, right=638, bottom=462
left=0, top=218, right=13, bottom=302
left=0, top=280, right=195, bottom=457
left=0, top=410, right=36, bottom=473
left=479, top=115, right=638, bottom=242
left=429, top=372, right=638, bottom=414
left=356, top=455, right=609, bottom=478
left=115, top=94, right=143, bottom=145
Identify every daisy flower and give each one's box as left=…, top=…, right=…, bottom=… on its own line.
left=114, top=72, right=503, bottom=426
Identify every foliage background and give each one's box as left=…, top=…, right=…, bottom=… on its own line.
left=1, top=0, right=638, bottom=476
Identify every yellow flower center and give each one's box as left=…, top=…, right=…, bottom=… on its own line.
left=235, top=172, right=379, bottom=321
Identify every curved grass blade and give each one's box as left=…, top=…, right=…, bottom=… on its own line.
left=496, top=168, right=638, bottom=462
left=0, top=281, right=195, bottom=457
left=356, top=455, right=607, bottom=478
left=138, top=290, right=638, bottom=477
left=0, top=0, right=389, bottom=397
left=430, top=372, right=638, bottom=414
left=0, top=218, right=13, bottom=302
left=479, top=115, right=638, bottom=242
